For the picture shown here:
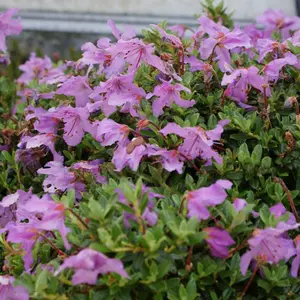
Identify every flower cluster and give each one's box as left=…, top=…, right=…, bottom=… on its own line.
left=1, top=3, right=300, bottom=299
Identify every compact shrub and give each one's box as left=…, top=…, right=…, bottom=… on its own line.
left=1, top=1, right=300, bottom=299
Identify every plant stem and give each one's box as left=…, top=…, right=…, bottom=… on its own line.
left=39, top=233, right=66, bottom=257
left=67, top=208, right=89, bottom=230
left=273, top=177, right=300, bottom=222
left=239, top=263, right=259, bottom=299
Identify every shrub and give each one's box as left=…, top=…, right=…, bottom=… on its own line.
left=1, top=2, right=300, bottom=299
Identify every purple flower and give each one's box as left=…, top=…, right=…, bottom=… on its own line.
left=0, top=8, right=22, bottom=53
left=92, top=118, right=130, bottom=146
left=203, top=227, right=235, bottom=258
left=185, top=56, right=212, bottom=81
left=90, top=73, right=146, bottom=117
left=0, top=275, right=29, bottom=300
left=53, top=106, right=92, bottom=146
left=112, top=139, right=148, bottom=171
left=80, top=38, right=126, bottom=77
left=198, top=16, right=251, bottom=71
left=291, top=236, right=300, bottom=278
left=17, top=53, right=66, bottom=85
left=0, top=189, right=35, bottom=224
left=167, top=24, right=186, bottom=38
left=37, top=161, right=85, bottom=198
left=25, top=106, right=59, bottom=134
left=71, top=160, right=107, bottom=184
left=148, top=146, right=184, bottom=174
left=240, top=224, right=299, bottom=275
left=20, top=195, right=71, bottom=250
left=54, top=248, right=128, bottom=285
left=18, top=133, right=63, bottom=163
left=116, top=185, right=162, bottom=228
left=148, top=80, right=195, bottom=116
left=2, top=220, right=41, bottom=270
left=232, top=198, right=247, bottom=212
left=186, top=180, right=232, bottom=221
left=269, top=203, right=296, bottom=225
left=257, top=9, right=300, bottom=40
left=160, top=120, right=229, bottom=165
left=151, top=24, right=183, bottom=49
left=264, top=52, right=298, bottom=79
left=108, top=38, right=167, bottom=73
left=56, top=76, right=93, bottom=107
left=107, top=19, right=136, bottom=41
left=221, top=66, right=270, bottom=106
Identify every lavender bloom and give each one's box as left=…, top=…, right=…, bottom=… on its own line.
left=148, top=146, right=184, bottom=174
left=17, top=53, right=66, bottom=85
left=240, top=224, right=299, bottom=275
left=0, top=8, right=22, bottom=53
left=269, top=203, right=296, bottom=225
left=148, top=80, right=195, bottom=116
left=54, top=248, right=128, bottom=285
left=112, top=139, right=148, bottom=171
left=108, top=38, right=168, bottom=74
left=291, top=236, right=300, bottom=278
left=151, top=24, right=183, bottom=48
left=264, top=52, right=298, bottom=79
left=233, top=198, right=247, bottom=212
left=18, top=133, right=64, bottom=163
left=185, top=56, right=212, bottom=81
left=203, top=227, right=235, bottom=258
left=198, top=16, right=251, bottom=71
left=21, top=195, right=71, bottom=250
left=107, top=19, right=136, bottom=41
left=221, top=66, right=270, bottom=106
left=37, top=161, right=85, bottom=198
left=160, top=120, right=229, bottom=165
left=186, top=180, right=232, bottom=221
left=257, top=9, right=300, bottom=40
left=90, top=73, right=146, bottom=117
left=53, top=106, right=92, bottom=146
left=0, top=275, right=29, bottom=300
left=167, top=24, right=186, bottom=38
left=56, top=76, right=93, bottom=107
left=92, top=118, right=130, bottom=146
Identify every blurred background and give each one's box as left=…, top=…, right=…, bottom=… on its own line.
left=0, top=0, right=299, bottom=58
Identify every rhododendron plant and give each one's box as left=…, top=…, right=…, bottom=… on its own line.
left=1, top=1, right=300, bottom=299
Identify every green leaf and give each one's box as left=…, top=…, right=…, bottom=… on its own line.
left=251, top=144, right=262, bottom=166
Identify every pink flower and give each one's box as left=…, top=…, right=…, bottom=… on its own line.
left=187, top=180, right=232, bottom=221
left=257, top=9, right=300, bottom=40
left=221, top=66, right=270, bottom=106
left=0, top=275, right=29, bottom=300
left=90, top=73, right=146, bottom=117
left=240, top=224, right=299, bottom=275
left=148, top=80, right=195, bottom=116
left=291, top=236, right=300, bottom=278
left=37, top=161, right=85, bottom=198
left=148, top=146, right=184, bottom=174
left=160, top=120, right=229, bottom=165
left=54, top=248, right=128, bottom=285
left=167, top=24, right=186, bottom=38
left=92, top=118, right=130, bottom=146
left=0, top=8, right=22, bottom=53
left=21, top=195, right=71, bottom=250
left=108, top=38, right=167, bottom=73
left=112, top=139, right=148, bottom=171
left=198, top=16, right=251, bottom=71
left=151, top=24, right=183, bottom=48
left=56, top=76, right=93, bottom=107
left=232, top=198, right=247, bottom=212
left=17, top=53, right=66, bottom=85
left=52, top=106, right=92, bottom=146
left=203, top=227, right=235, bottom=258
